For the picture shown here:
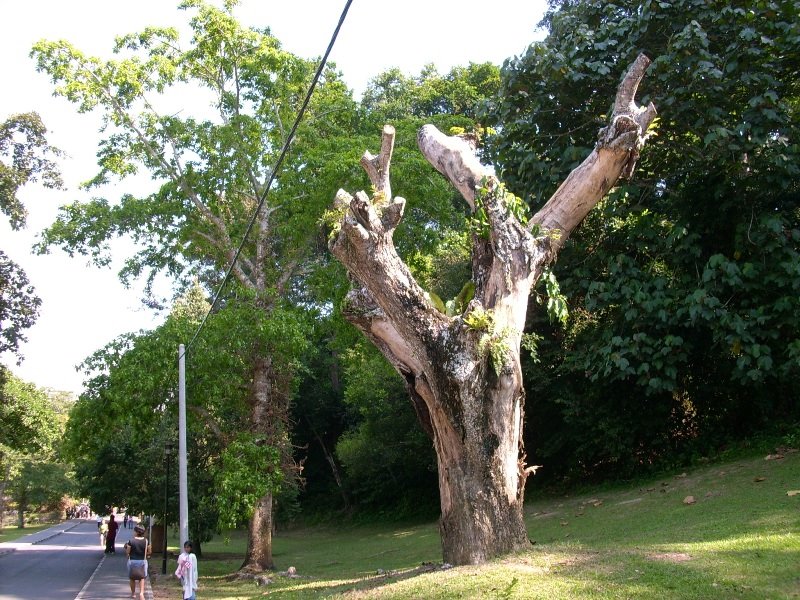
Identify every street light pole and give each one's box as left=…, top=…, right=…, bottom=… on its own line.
left=178, top=344, right=189, bottom=547
left=162, top=442, right=174, bottom=575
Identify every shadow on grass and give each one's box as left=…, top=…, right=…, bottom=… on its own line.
left=243, top=561, right=455, bottom=598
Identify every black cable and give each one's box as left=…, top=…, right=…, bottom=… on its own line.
left=184, top=0, right=354, bottom=357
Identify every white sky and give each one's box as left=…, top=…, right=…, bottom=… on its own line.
left=0, top=0, right=546, bottom=395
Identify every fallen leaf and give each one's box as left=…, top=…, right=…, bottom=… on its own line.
left=754, top=477, right=767, bottom=482
left=765, top=454, right=784, bottom=461
left=787, top=490, right=800, bottom=497
left=560, top=520, right=569, bottom=526
left=683, top=496, right=696, bottom=505
left=675, top=472, right=687, bottom=479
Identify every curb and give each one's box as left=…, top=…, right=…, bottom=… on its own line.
left=32, top=520, right=83, bottom=545
left=0, top=519, right=83, bottom=556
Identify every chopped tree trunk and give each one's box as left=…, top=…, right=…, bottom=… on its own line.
left=327, top=54, right=656, bottom=565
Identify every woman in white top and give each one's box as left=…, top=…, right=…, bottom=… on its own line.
left=174, top=540, right=199, bottom=600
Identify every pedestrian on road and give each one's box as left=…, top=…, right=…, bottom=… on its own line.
left=175, top=540, right=198, bottom=600
left=105, top=513, right=119, bottom=553
left=125, top=524, right=151, bottom=600
left=99, top=519, right=108, bottom=549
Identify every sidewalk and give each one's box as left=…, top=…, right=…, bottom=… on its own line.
left=76, top=520, right=154, bottom=600
left=74, top=549, right=154, bottom=600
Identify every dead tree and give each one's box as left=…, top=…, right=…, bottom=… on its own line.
left=327, top=55, right=657, bottom=565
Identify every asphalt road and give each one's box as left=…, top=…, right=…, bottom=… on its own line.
left=0, top=519, right=137, bottom=600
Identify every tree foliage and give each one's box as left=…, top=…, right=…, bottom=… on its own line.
left=0, top=253, right=41, bottom=360
left=0, top=112, right=62, bottom=359
left=64, top=284, right=310, bottom=542
left=334, top=341, right=438, bottom=516
left=32, top=1, right=345, bottom=567
left=486, top=0, right=800, bottom=478
left=0, top=368, right=60, bottom=454
left=1, top=369, right=72, bottom=526
left=0, top=112, right=63, bottom=230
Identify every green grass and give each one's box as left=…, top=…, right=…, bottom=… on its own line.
left=0, top=523, right=54, bottom=543
left=152, top=450, right=800, bottom=599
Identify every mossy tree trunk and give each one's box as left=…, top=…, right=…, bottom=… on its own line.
left=327, top=55, right=657, bottom=565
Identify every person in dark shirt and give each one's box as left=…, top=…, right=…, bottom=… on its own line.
left=105, top=513, right=119, bottom=553
left=125, top=524, right=151, bottom=600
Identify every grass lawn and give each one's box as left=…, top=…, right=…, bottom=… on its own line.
left=151, top=449, right=800, bottom=599
left=0, top=523, right=56, bottom=544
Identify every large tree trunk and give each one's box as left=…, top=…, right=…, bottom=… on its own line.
left=0, top=457, right=9, bottom=528
left=327, top=55, right=656, bottom=565
left=240, top=355, right=285, bottom=571
left=242, top=492, right=273, bottom=570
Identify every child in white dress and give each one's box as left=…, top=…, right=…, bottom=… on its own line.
left=174, top=540, right=198, bottom=600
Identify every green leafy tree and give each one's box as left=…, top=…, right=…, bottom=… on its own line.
left=334, top=341, right=438, bottom=516
left=0, top=112, right=62, bottom=359
left=0, top=112, right=63, bottom=229
left=486, top=0, right=800, bottom=478
left=32, top=0, right=344, bottom=570
left=8, top=459, right=73, bottom=527
left=64, top=283, right=309, bottom=555
left=0, top=370, right=66, bottom=526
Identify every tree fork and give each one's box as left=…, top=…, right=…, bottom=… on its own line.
left=327, top=55, right=656, bottom=565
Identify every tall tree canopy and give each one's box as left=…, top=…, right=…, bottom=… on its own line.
left=33, top=1, right=498, bottom=569
left=0, top=369, right=69, bottom=527
left=0, top=112, right=62, bottom=359
left=31, top=0, right=349, bottom=570
left=486, top=0, right=800, bottom=478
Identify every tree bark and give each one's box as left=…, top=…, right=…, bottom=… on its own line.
left=240, top=355, right=281, bottom=571
left=242, top=492, right=273, bottom=571
left=327, top=55, right=656, bottom=565
left=0, top=457, right=9, bottom=528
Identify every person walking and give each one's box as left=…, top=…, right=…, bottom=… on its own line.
left=175, top=540, right=198, bottom=600
left=99, top=518, right=108, bottom=549
left=125, top=524, right=151, bottom=600
left=105, top=513, right=119, bottom=553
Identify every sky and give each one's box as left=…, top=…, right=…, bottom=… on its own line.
left=0, top=0, right=547, bottom=395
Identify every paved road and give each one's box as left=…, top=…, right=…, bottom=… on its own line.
left=0, top=519, right=152, bottom=600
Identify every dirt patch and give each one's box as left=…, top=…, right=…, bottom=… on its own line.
left=647, top=551, right=692, bottom=563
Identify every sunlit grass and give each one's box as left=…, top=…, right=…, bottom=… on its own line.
left=150, top=450, right=800, bottom=599
left=0, top=523, right=53, bottom=543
